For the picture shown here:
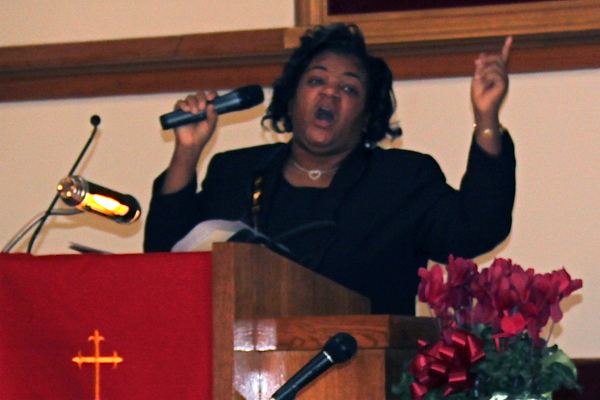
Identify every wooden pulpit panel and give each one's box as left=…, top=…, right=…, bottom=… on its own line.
left=234, top=348, right=419, bottom=399
left=211, top=242, right=371, bottom=400
left=232, top=314, right=438, bottom=399
left=233, top=315, right=439, bottom=352
left=213, top=242, right=370, bottom=320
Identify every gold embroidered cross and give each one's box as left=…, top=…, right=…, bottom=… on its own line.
left=72, top=330, right=123, bottom=400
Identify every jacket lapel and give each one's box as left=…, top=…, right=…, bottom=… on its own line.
left=249, top=143, right=290, bottom=232
left=311, top=145, right=370, bottom=223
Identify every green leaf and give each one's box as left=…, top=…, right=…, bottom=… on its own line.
left=541, top=348, right=577, bottom=376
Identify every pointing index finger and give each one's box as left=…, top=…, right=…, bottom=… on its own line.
left=501, top=36, right=513, bottom=64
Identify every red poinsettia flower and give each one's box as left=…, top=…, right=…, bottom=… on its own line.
left=409, top=256, right=582, bottom=399
left=500, top=311, right=528, bottom=335
left=491, top=311, right=531, bottom=350
left=529, top=268, right=583, bottom=328
left=470, top=258, right=537, bottom=330
left=417, top=264, right=449, bottom=318
left=446, top=256, right=478, bottom=320
left=418, top=257, right=582, bottom=346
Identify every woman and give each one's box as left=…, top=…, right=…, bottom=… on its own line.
left=144, top=24, right=515, bottom=315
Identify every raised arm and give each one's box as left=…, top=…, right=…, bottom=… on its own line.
left=161, top=90, right=219, bottom=194
left=471, top=36, right=512, bottom=156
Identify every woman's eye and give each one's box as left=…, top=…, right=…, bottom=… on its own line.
left=342, top=85, right=359, bottom=95
left=307, top=77, right=325, bottom=86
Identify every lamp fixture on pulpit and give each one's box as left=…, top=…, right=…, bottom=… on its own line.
left=1, top=115, right=141, bottom=254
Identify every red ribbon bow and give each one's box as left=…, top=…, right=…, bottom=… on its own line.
left=409, top=324, right=485, bottom=399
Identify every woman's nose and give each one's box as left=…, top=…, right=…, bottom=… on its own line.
left=320, top=83, right=340, bottom=99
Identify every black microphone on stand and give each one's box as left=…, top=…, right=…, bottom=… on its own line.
left=26, top=115, right=102, bottom=253
left=159, top=85, right=264, bottom=130
left=270, top=332, right=358, bottom=400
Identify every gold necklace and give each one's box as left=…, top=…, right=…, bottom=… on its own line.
left=291, top=160, right=339, bottom=180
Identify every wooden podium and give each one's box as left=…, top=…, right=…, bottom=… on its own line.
left=215, top=244, right=599, bottom=400
left=0, top=244, right=438, bottom=399
left=211, top=242, right=439, bottom=399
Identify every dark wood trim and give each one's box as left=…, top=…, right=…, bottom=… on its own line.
left=295, top=0, right=600, bottom=40
left=1, top=25, right=599, bottom=102
left=0, top=29, right=291, bottom=101
left=0, top=29, right=289, bottom=71
left=374, top=31, right=600, bottom=80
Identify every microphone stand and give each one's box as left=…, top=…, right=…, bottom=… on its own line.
left=24, top=115, right=101, bottom=253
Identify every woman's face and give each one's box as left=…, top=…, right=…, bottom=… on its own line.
left=290, top=52, right=369, bottom=157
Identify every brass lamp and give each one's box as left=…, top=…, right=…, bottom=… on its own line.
left=57, top=176, right=141, bottom=224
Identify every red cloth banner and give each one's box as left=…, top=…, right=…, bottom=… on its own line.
left=0, top=252, right=213, bottom=400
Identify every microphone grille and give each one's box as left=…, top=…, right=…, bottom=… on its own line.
left=90, top=115, right=101, bottom=127
left=322, top=332, right=357, bottom=364
left=238, top=84, right=264, bottom=107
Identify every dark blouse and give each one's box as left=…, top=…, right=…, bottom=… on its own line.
left=265, top=177, right=328, bottom=238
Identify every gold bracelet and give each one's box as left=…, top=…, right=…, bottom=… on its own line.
left=473, top=123, right=506, bottom=135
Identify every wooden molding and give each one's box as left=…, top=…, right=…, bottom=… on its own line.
left=295, top=0, right=326, bottom=26
left=0, top=29, right=292, bottom=101
left=294, top=0, right=600, bottom=42
left=2, top=2, right=600, bottom=102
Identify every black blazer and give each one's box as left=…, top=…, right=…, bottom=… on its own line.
left=145, top=135, right=516, bottom=315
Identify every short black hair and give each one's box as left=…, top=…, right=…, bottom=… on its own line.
left=262, top=23, right=401, bottom=146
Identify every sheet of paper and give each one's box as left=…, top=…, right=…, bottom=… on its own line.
left=171, top=219, right=255, bottom=252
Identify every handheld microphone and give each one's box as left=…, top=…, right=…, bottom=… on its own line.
left=159, top=84, right=264, bottom=130
left=270, top=332, right=358, bottom=400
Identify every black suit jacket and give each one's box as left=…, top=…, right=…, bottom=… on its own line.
left=145, top=135, right=515, bottom=314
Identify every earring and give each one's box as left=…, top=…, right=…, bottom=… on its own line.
left=362, top=127, right=373, bottom=149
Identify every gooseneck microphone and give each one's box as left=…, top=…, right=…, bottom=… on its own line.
left=26, top=115, right=102, bottom=253
left=270, top=332, right=358, bottom=400
left=159, top=85, right=264, bottom=130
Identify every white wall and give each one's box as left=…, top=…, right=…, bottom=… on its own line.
left=1, top=0, right=294, bottom=45
left=1, top=1, right=598, bottom=358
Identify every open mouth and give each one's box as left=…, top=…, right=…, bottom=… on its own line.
left=315, top=107, right=335, bottom=123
